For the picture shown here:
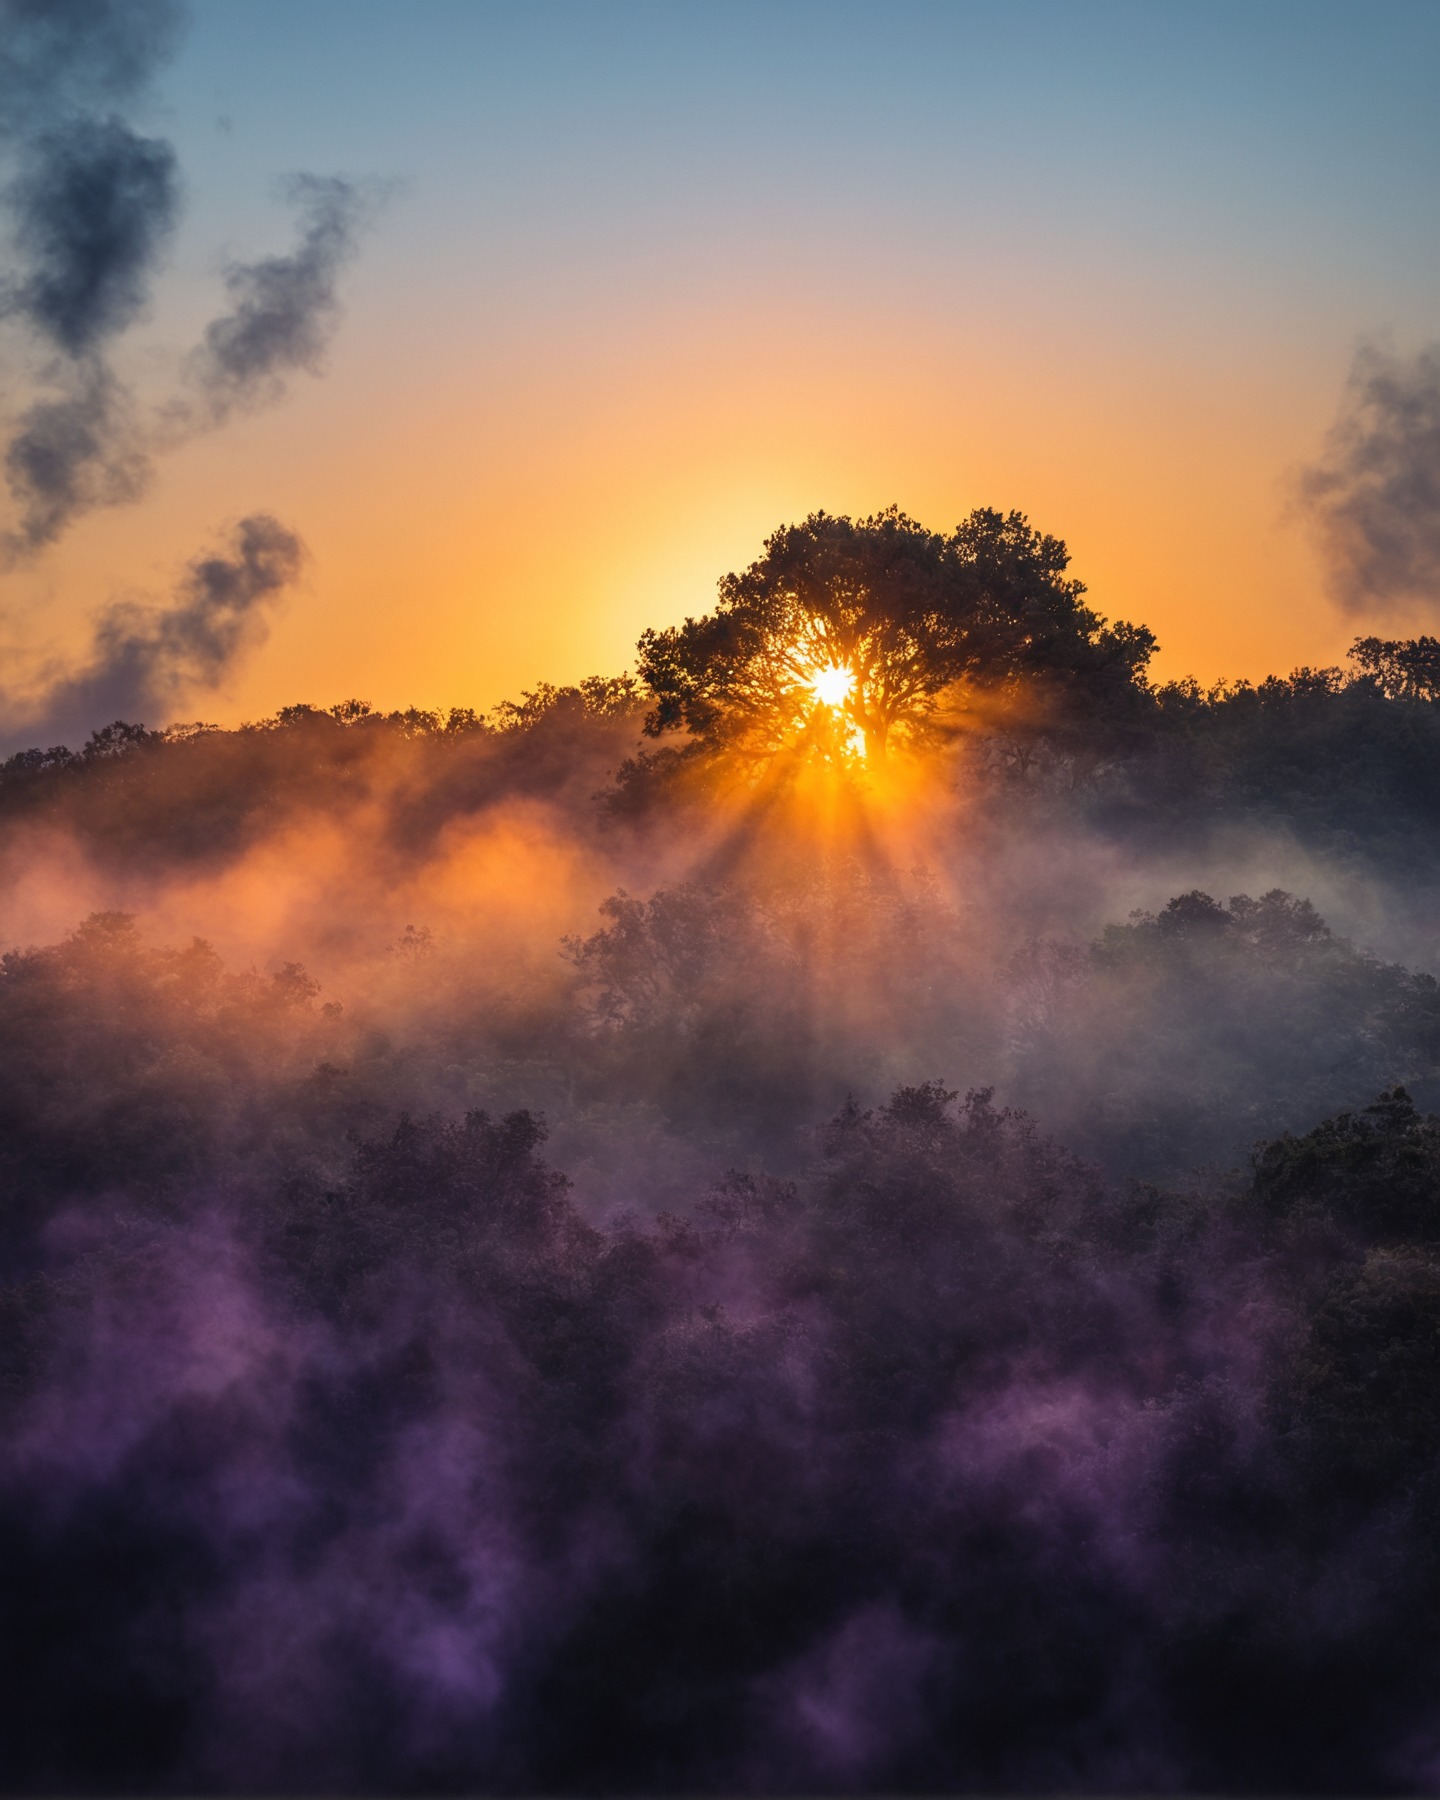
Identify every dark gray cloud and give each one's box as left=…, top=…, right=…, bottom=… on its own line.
left=0, top=172, right=373, bottom=558
left=1300, top=341, right=1440, bottom=617
left=0, top=0, right=185, bottom=555
left=181, top=175, right=373, bottom=426
left=0, top=2, right=376, bottom=559
left=2, top=361, right=147, bottom=556
left=5, top=114, right=179, bottom=357
left=10, top=514, right=304, bottom=746
left=0, top=0, right=184, bottom=131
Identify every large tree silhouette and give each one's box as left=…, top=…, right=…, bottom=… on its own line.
left=636, top=506, right=1155, bottom=763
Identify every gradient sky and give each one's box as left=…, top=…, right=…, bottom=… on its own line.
left=7, top=0, right=1440, bottom=729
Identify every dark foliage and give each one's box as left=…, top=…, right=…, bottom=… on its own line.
left=8, top=520, right=1440, bottom=1787
left=1, top=885, right=1440, bottom=1787
left=1083, top=658, right=1440, bottom=880
left=0, top=678, right=645, bottom=876
left=1014, top=889, right=1440, bottom=1178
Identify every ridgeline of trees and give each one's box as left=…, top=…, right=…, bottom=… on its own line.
left=6, top=507, right=1437, bottom=883
left=0, top=678, right=643, bottom=873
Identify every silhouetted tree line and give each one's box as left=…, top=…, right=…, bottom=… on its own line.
left=8, top=646, right=1438, bottom=886
left=0, top=678, right=645, bottom=875
left=1098, top=646, right=1440, bottom=874
left=5, top=510, right=1438, bottom=886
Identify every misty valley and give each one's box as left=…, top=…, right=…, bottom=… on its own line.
left=7, top=0, right=1440, bottom=1786
left=2, top=510, right=1440, bottom=1791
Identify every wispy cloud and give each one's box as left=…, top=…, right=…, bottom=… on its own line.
left=0, top=1, right=380, bottom=558
left=1300, top=341, right=1440, bottom=618
left=7, top=514, right=304, bottom=746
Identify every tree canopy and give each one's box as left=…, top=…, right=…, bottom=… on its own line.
left=1349, top=632, right=1440, bottom=701
left=636, top=505, right=1156, bottom=762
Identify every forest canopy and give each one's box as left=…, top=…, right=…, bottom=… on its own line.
left=2, top=505, right=1440, bottom=1791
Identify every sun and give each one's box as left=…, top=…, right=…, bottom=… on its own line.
left=807, top=662, right=855, bottom=708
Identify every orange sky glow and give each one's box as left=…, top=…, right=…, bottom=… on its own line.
left=4, top=1, right=1436, bottom=742
left=4, top=297, right=1353, bottom=732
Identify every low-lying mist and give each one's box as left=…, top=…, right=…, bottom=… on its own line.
left=3, top=645, right=1440, bottom=1791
